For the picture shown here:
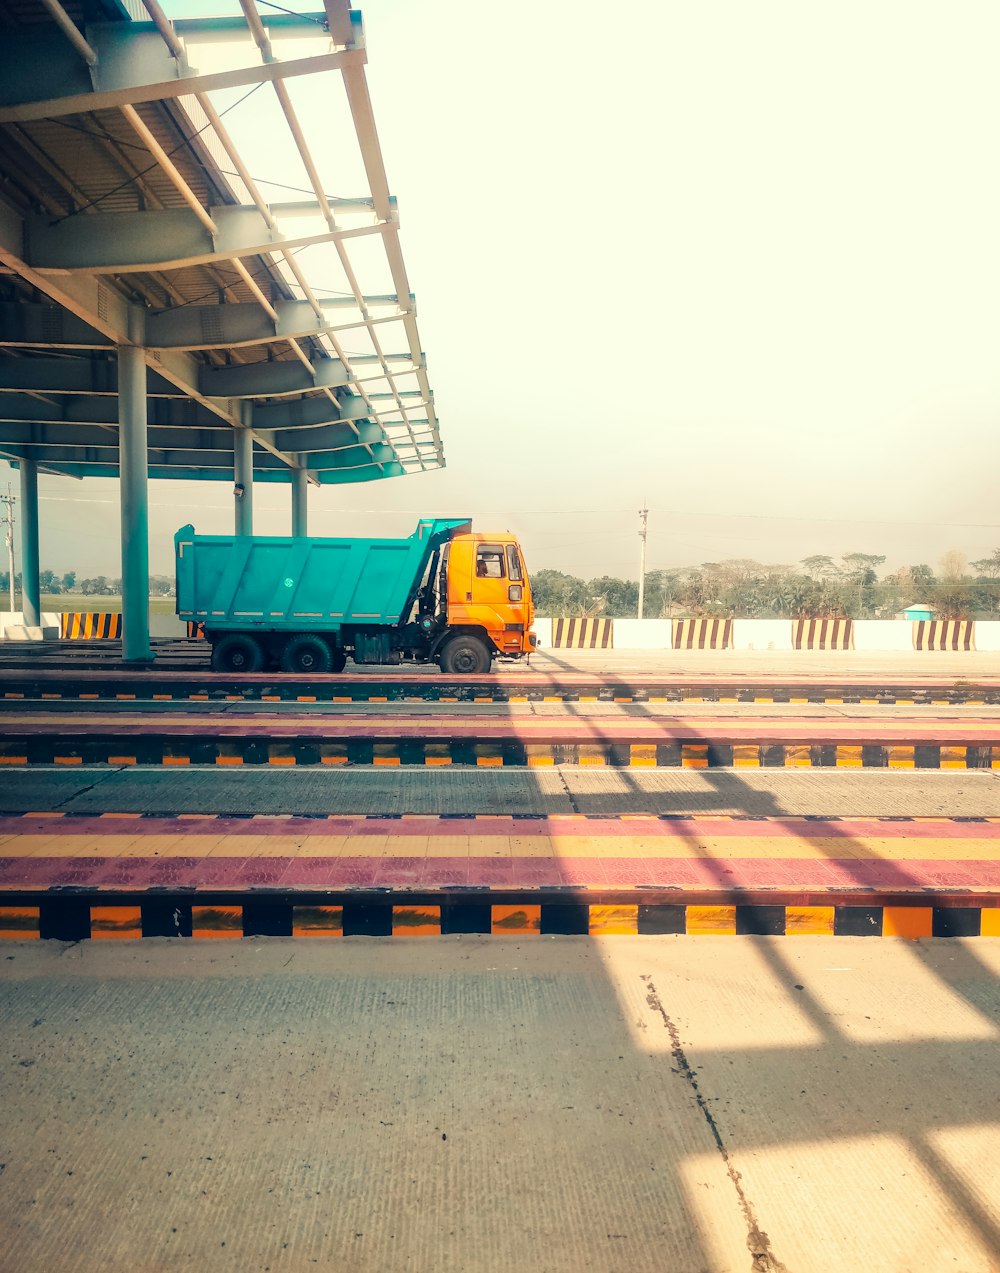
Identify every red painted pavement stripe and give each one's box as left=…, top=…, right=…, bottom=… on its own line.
left=4, top=855, right=1000, bottom=891
left=2, top=815, right=998, bottom=839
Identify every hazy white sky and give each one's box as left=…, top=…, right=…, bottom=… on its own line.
left=6, top=0, right=1000, bottom=579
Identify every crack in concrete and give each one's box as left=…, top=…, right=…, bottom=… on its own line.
left=556, top=767, right=582, bottom=815
left=53, top=765, right=127, bottom=811
left=641, top=974, right=790, bottom=1273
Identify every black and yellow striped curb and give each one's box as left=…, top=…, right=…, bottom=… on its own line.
left=2, top=897, right=998, bottom=940
left=4, top=683, right=999, bottom=706
left=59, top=613, right=122, bottom=639
left=2, top=738, right=999, bottom=768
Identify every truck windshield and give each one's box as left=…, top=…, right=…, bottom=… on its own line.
left=505, top=545, right=523, bottom=582
left=476, top=545, right=505, bottom=578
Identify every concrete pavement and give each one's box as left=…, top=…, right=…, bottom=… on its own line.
left=1, top=765, right=999, bottom=817
left=1, top=936, right=997, bottom=1272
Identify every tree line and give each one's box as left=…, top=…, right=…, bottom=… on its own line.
left=530, top=550, right=1000, bottom=620
left=0, top=570, right=174, bottom=597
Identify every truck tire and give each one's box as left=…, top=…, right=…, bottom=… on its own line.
left=331, top=649, right=348, bottom=673
left=212, top=633, right=263, bottom=673
left=439, top=634, right=492, bottom=674
left=281, top=634, right=333, bottom=675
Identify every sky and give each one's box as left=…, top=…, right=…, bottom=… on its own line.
left=6, top=0, right=1000, bottom=581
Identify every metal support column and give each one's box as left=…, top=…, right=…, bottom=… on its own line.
left=118, top=341, right=152, bottom=662
left=18, top=457, right=39, bottom=628
left=291, top=463, right=308, bottom=537
left=234, top=414, right=254, bottom=536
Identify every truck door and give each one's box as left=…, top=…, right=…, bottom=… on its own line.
left=472, top=542, right=530, bottom=654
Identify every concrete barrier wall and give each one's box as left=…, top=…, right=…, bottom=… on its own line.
left=0, top=611, right=60, bottom=641
left=852, top=621, right=916, bottom=651
left=672, top=618, right=731, bottom=649
left=540, top=618, right=998, bottom=652
left=613, top=619, right=672, bottom=649
left=532, top=617, right=552, bottom=647
left=732, top=619, right=794, bottom=651
left=913, top=619, right=974, bottom=651
left=973, top=621, right=1000, bottom=651
left=60, top=612, right=122, bottom=638
left=550, top=617, right=613, bottom=648
left=793, top=618, right=853, bottom=650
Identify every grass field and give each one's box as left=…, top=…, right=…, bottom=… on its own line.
left=34, top=593, right=177, bottom=615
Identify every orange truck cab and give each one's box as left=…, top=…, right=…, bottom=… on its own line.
left=438, top=531, right=536, bottom=672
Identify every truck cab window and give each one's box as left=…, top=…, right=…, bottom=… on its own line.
left=505, top=545, right=523, bottom=582
left=476, top=545, right=505, bottom=579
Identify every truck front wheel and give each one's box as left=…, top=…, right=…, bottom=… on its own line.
left=281, top=635, right=333, bottom=675
left=212, top=634, right=264, bottom=674
left=439, top=634, right=492, bottom=674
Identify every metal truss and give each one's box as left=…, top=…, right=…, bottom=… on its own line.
left=0, top=0, right=444, bottom=485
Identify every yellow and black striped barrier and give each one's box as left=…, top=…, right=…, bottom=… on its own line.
left=550, top=617, right=613, bottom=648
left=0, top=737, right=995, bottom=769
left=2, top=898, right=995, bottom=941
left=60, top=612, right=122, bottom=639
left=672, top=618, right=732, bottom=649
left=186, top=621, right=206, bottom=638
left=794, top=618, right=853, bottom=650
left=913, top=620, right=974, bottom=651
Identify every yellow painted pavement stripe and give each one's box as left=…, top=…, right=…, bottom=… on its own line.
left=1, top=833, right=996, bottom=862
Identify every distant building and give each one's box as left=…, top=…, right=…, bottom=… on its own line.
left=897, top=602, right=935, bottom=621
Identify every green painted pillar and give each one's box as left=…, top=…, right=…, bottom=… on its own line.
left=118, top=343, right=152, bottom=663
left=291, top=464, right=308, bottom=537
left=234, top=420, right=253, bottom=537
left=18, top=457, right=40, bottom=629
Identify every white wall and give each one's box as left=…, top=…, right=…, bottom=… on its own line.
left=852, top=620, right=916, bottom=651
left=0, top=611, right=60, bottom=641
left=532, top=617, right=552, bottom=647
left=612, top=618, right=673, bottom=649
left=732, top=619, right=793, bottom=650
left=973, top=621, right=1000, bottom=651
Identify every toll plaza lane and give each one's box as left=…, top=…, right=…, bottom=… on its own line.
left=3, top=766, right=1000, bottom=818
left=2, top=937, right=998, bottom=1273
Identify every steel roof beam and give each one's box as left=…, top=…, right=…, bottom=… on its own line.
left=0, top=18, right=361, bottom=123
left=0, top=302, right=113, bottom=349
left=2, top=439, right=390, bottom=470
left=0, top=357, right=190, bottom=396
left=0, top=418, right=378, bottom=453
left=143, top=296, right=405, bottom=351
left=198, top=357, right=348, bottom=400
left=19, top=460, right=406, bottom=483
left=0, top=443, right=287, bottom=468
left=253, top=393, right=369, bottom=428
left=0, top=389, right=370, bottom=433
left=24, top=201, right=390, bottom=275
left=0, top=391, right=228, bottom=429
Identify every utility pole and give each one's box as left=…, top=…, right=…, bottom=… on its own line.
left=637, top=502, right=648, bottom=619
left=0, top=487, right=14, bottom=613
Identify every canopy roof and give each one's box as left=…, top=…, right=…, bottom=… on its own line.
left=0, top=0, right=443, bottom=484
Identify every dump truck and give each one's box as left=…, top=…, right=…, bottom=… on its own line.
left=175, top=517, right=536, bottom=675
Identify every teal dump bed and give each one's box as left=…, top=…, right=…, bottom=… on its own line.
left=175, top=518, right=470, bottom=631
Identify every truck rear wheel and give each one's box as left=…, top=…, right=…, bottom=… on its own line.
left=439, top=634, right=492, bottom=674
left=281, top=634, right=333, bottom=675
left=212, top=634, right=263, bottom=674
